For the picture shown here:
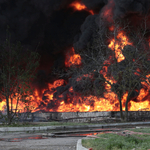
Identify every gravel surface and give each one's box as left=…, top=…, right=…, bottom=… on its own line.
left=0, top=132, right=80, bottom=150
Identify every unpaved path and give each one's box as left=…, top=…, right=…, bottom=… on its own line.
left=0, top=132, right=80, bottom=150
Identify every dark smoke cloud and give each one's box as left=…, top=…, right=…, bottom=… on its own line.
left=1, top=0, right=149, bottom=110
left=81, top=0, right=107, bottom=12
left=73, top=0, right=109, bottom=51
left=114, top=0, right=150, bottom=18
left=30, top=0, right=75, bottom=17
left=73, top=14, right=99, bottom=51
left=74, top=0, right=150, bottom=53
left=2, top=0, right=150, bottom=94
left=0, top=0, right=91, bottom=71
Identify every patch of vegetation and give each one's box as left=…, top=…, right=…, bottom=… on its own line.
left=82, top=133, right=150, bottom=150
left=0, top=122, right=34, bottom=127
left=0, top=121, right=98, bottom=127
left=37, top=122, right=98, bottom=126
left=128, top=127, right=150, bottom=133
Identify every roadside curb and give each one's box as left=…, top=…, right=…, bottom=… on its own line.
left=76, top=139, right=88, bottom=150
left=0, top=121, right=150, bottom=132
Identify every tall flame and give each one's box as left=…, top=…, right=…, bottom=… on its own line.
left=108, top=30, right=132, bottom=62
left=1, top=4, right=150, bottom=113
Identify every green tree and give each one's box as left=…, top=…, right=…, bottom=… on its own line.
left=0, top=35, right=40, bottom=124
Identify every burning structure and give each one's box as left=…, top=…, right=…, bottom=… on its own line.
left=0, top=0, right=150, bottom=115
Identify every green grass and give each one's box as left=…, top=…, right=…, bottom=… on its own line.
left=82, top=133, right=150, bottom=150
left=128, top=127, right=150, bottom=133
left=0, top=121, right=97, bottom=127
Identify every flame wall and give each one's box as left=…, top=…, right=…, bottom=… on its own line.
left=1, top=0, right=150, bottom=112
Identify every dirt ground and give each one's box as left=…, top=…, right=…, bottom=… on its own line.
left=0, top=126, right=149, bottom=150
left=0, top=132, right=80, bottom=150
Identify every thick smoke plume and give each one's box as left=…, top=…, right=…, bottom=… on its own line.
left=114, top=0, right=150, bottom=18
left=0, top=0, right=89, bottom=70
left=1, top=0, right=150, bottom=96
left=1, top=0, right=150, bottom=113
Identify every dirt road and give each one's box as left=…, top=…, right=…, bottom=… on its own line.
left=0, top=132, right=80, bottom=150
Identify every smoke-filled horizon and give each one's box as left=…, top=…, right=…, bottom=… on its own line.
left=0, top=0, right=150, bottom=86
left=0, top=0, right=150, bottom=113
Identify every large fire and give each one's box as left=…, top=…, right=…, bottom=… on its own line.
left=0, top=1, right=150, bottom=113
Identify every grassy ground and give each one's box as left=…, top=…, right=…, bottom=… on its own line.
left=0, top=121, right=97, bottom=127
left=128, top=127, right=150, bottom=133
left=82, top=129, right=150, bottom=150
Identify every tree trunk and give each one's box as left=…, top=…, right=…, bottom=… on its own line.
left=119, top=96, right=124, bottom=121
left=125, top=97, right=129, bottom=122
left=6, top=96, right=11, bottom=124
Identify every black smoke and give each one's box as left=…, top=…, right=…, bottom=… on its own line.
left=114, top=0, right=150, bottom=18
left=1, top=0, right=150, bottom=103
left=0, top=0, right=92, bottom=87
left=81, top=0, right=107, bottom=13
left=0, top=0, right=111, bottom=92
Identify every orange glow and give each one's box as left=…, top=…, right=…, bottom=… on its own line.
left=0, top=78, right=121, bottom=113
left=56, top=93, right=120, bottom=112
left=129, top=100, right=150, bottom=111
left=65, top=47, right=81, bottom=67
left=101, top=0, right=114, bottom=22
left=0, top=79, right=65, bottom=113
left=109, top=26, right=115, bottom=31
left=0, top=101, right=6, bottom=112
left=70, top=1, right=86, bottom=11
left=0, top=74, right=150, bottom=112
left=76, top=74, right=93, bottom=81
left=108, top=31, right=132, bottom=62
left=0, top=93, right=39, bottom=113
left=69, top=1, right=94, bottom=15
left=1, top=24, right=150, bottom=113
left=53, top=79, right=65, bottom=88
left=128, top=74, right=150, bottom=111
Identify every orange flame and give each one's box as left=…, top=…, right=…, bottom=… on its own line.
left=108, top=30, right=132, bottom=62
left=129, top=74, right=150, bottom=111
left=129, top=101, right=150, bottom=111
left=0, top=74, right=150, bottom=113
left=1, top=25, right=150, bottom=113
left=69, top=1, right=94, bottom=15
left=101, top=0, right=114, bottom=22
left=65, top=47, right=81, bottom=67
left=70, top=1, right=86, bottom=11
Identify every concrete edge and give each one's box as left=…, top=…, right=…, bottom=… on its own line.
left=0, top=121, right=150, bottom=132
left=76, top=139, right=88, bottom=150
